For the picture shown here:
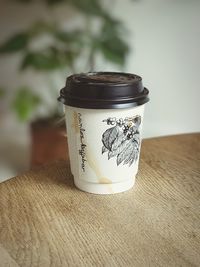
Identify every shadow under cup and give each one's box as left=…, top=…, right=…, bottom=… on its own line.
left=58, top=72, right=149, bottom=194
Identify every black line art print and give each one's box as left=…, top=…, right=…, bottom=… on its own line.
left=102, top=116, right=141, bottom=166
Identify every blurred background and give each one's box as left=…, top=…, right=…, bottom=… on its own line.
left=0, top=0, right=199, bottom=181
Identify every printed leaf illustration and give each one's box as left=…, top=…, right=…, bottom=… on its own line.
left=109, top=139, right=131, bottom=159
left=102, top=126, right=120, bottom=150
left=133, top=133, right=140, bottom=145
left=117, top=142, right=135, bottom=166
left=134, top=116, right=141, bottom=127
left=108, top=151, right=113, bottom=160
left=102, top=146, right=108, bottom=154
left=130, top=125, right=137, bottom=133
left=123, top=142, right=138, bottom=165
left=102, top=127, right=113, bottom=149
left=128, top=151, right=138, bottom=166
left=111, top=132, right=126, bottom=151
left=102, top=116, right=141, bottom=166
left=108, top=126, right=120, bottom=149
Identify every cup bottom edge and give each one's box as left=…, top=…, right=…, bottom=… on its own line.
left=74, top=177, right=136, bottom=195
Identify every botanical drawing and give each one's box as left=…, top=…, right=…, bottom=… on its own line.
left=102, top=116, right=141, bottom=166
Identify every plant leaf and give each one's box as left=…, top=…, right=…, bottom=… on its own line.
left=99, top=37, right=129, bottom=66
left=72, top=0, right=106, bottom=17
left=13, top=0, right=32, bottom=2
left=21, top=47, right=76, bottom=71
left=46, top=0, right=65, bottom=5
left=28, top=21, right=57, bottom=37
left=0, top=33, right=29, bottom=53
left=0, top=87, right=6, bottom=99
left=55, top=30, right=82, bottom=43
left=54, top=30, right=84, bottom=52
left=21, top=50, right=57, bottom=70
left=12, top=87, right=41, bottom=121
left=95, top=19, right=129, bottom=66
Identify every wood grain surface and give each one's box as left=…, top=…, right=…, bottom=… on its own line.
left=0, top=133, right=200, bottom=267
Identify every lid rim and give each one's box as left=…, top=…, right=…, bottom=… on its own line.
left=60, top=88, right=149, bottom=102
left=57, top=98, right=149, bottom=109
left=58, top=91, right=149, bottom=109
left=58, top=72, right=150, bottom=109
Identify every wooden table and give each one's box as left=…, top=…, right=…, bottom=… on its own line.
left=0, top=134, right=199, bottom=267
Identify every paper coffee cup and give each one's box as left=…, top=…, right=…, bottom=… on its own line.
left=58, top=72, right=149, bottom=194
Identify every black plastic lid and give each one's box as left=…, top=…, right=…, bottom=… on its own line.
left=58, top=72, right=149, bottom=109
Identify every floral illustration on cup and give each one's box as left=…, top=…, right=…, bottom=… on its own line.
left=102, top=116, right=141, bottom=166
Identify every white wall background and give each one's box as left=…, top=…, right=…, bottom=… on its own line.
left=118, top=0, right=200, bottom=137
left=0, top=0, right=200, bottom=138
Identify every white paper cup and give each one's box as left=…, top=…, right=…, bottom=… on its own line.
left=58, top=72, right=149, bottom=194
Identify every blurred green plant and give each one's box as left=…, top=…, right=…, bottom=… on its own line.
left=0, top=88, right=6, bottom=99
left=12, top=87, right=41, bottom=121
left=0, top=0, right=132, bottom=122
left=0, top=86, right=41, bottom=121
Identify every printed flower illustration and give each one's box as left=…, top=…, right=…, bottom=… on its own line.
left=102, top=116, right=141, bottom=166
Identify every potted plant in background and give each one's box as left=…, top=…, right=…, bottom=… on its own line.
left=0, top=0, right=132, bottom=170
left=0, top=85, right=41, bottom=181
